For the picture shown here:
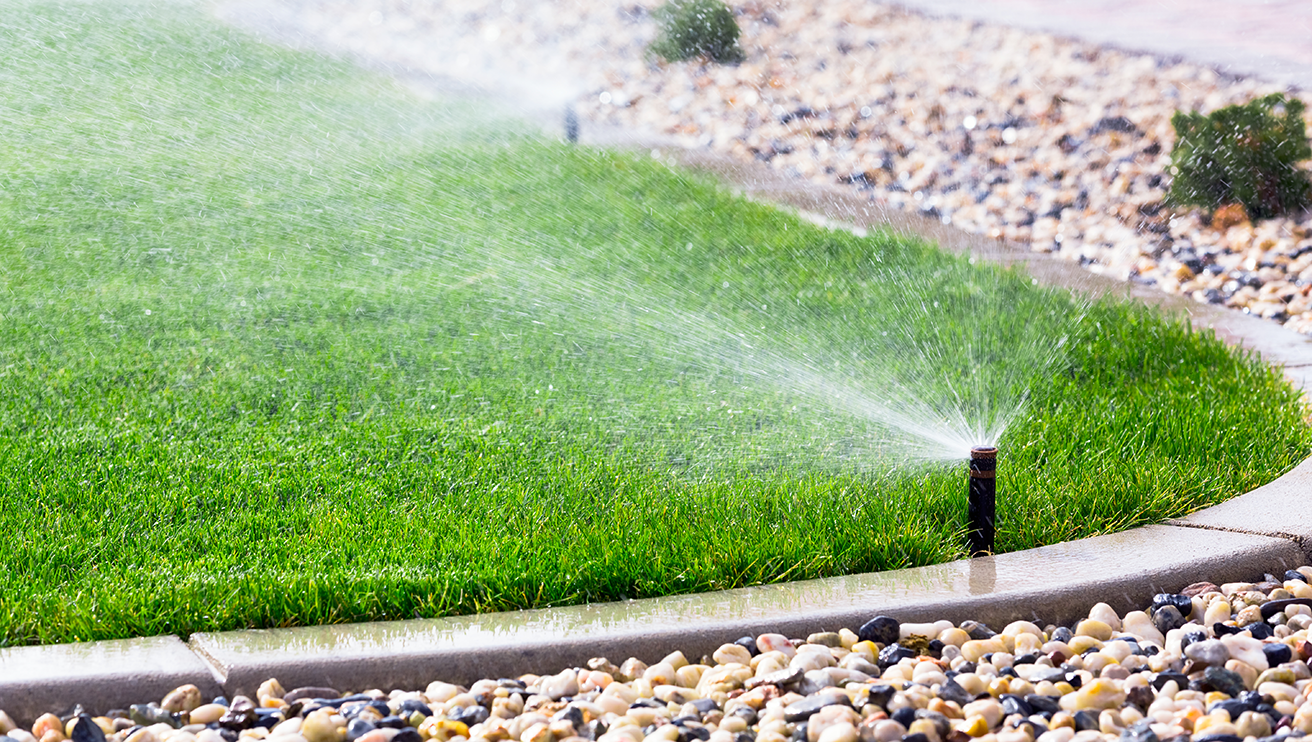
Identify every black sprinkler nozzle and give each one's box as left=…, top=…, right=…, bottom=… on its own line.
left=968, top=445, right=997, bottom=557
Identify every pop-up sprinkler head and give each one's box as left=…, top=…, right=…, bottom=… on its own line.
left=967, top=445, right=997, bottom=557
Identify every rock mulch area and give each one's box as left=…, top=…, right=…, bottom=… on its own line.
left=227, top=0, right=1312, bottom=335
left=14, top=569, right=1312, bottom=742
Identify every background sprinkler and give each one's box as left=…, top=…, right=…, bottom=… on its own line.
left=968, top=445, right=997, bottom=557
left=564, top=105, right=579, bottom=144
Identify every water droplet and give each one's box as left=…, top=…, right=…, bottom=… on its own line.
left=722, top=281, right=730, bottom=289
left=144, top=309, right=151, bottom=315
left=1002, top=127, right=1018, bottom=144
left=860, top=106, right=872, bottom=118
left=963, top=115, right=977, bottom=130
left=599, top=91, right=612, bottom=105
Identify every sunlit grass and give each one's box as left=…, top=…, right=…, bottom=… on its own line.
left=0, top=0, right=1307, bottom=645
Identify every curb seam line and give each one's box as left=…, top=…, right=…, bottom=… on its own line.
left=1163, top=518, right=1310, bottom=559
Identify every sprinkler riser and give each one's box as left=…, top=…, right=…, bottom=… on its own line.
left=968, top=446, right=997, bottom=557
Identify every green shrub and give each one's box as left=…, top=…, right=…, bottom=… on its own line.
left=649, top=0, right=745, bottom=65
left=1169, top=93, right=1312, bottom=220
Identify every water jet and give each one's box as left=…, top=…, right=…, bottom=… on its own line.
left=968, top=445, right=997, bottom=557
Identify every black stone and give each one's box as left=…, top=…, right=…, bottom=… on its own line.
left=878, top=644, right=917, bottom=667
left=683, top=727, right=711, bottom=742
left=1193, top=736, right=1243, bottom=742
left=1120, top=721, right=1160, bottom=742
left=955, top=661, right=977, bottom=675
left=71, top=717, right=106, bottom=742
left=1126, top=685, right=1154, bottom=711
left=631, top=699, right=665, bottom=709
left=400, top=700, right=433, bottom=718
left=858, top=616, right=901, bottom=646
left=733, top=734, right=755, bottom=742
left=217, top=731, right=237, bottom=742
left=1152, top=594, right=1195, bottom=616
left=1208, top=699, right=1255, bottom=720
left=129, top=705, right=177, bottom=729
left=784, top=695, right=849, bottom=723
left=1260, top=598, right=1312, bottom=620
left=789, top=723, right=807, bottom=742
left=1073, top=711, right=1099, bottom=732
left=691, top=699, right=719, bottom=714
left=730, top=707, right=757, bottom=724
left=1204, top=666, right=1248, bottom=697
left=551, top=708, right=583, bottom=727
left=217, top=708, right=254, bottom=732
left=891, top=708, right=917, bottom=728
left=1026, top=667, right=1066, bottom=685
left=861, top=685, right=897, bottom=710
left=392, top=729, right=422, bottom=742
left=1249, top=623, right=1275, bottom=640
left=735, top=637, right=759, bottom=656
left=1264, top=643, right=1293, bottom=666
left=960, top=621, right=995, bottom=640
left=1180, top=628, right=1209, bottom=652
left=1024, top=695, right=1061, bottom=714
left=901, top=734, right=929, bottom=742
left=1285, top=570, right=1308, bottom=583
left=346, top=720, right=376, bottom=742
left=1153, top=605, right=1186, bottom=634
left=1050, top=627, right=1073, bottom=643
left=1000, top=695, right=1033, bottom=717
left=376, top=717, right=408, bottom=730
left=371, top=701, right=393, bottom=718
left=1013, top=653, right=1038, bottom=666
left=1090, top=115, right=1139, bottom=136
left=1239, top=690, right=1265, bottom=708
left=938, top=678, right=973, bottom=706
left=252, top=711, right=281, bottom=730
left=1256, top=704, right=1281, bottom=725
left=581, top=720, right=608, bottom=741
left=1152, top=672, right=1189, bottom=692
left=752, top=667, right=803, bottom=689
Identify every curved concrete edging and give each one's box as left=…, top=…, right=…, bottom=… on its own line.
left=6, top=7, right=1312, bottom=729
left=1, top=463, right=1310, bottom=723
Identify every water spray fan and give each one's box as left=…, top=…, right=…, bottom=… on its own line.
left=967, top=446, right=997, bottom=557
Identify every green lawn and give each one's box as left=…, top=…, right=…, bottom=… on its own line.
left=0, top=0, right=1307, bottom=646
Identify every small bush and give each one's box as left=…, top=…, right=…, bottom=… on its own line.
left=1169, top=93, right=1312, bottom=220
left=649, top=0, right=744, bottom=65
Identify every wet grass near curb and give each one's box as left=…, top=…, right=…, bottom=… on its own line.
left=0, top=0, right=1308, bottom=645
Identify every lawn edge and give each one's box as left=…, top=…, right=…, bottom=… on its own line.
left=3, top=475, right=1310, bottom=723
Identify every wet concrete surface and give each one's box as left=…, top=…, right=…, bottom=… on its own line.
left=0, top=636, right=221, bottom=725
left=184, top=523, right=1301, bottom=702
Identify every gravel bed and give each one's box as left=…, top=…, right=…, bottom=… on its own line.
left=13, top=570, right=1312, bottom=742
left=220, top=0, right=1312, bottom=335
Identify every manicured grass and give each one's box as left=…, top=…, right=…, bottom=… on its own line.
left=0, top=0, right=1307, bottom=645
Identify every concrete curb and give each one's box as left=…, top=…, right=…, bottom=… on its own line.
left=2, top=512, right=1309, bottom=723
